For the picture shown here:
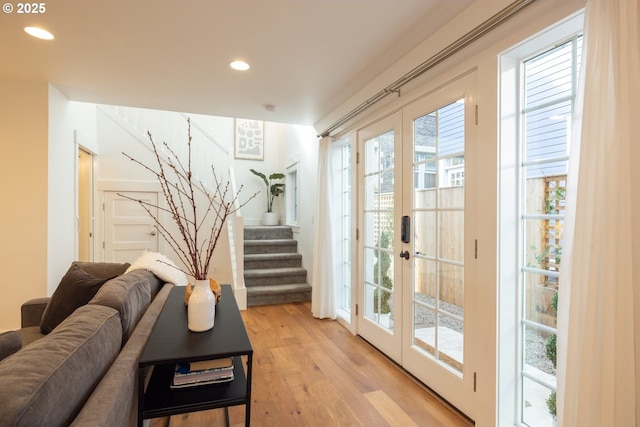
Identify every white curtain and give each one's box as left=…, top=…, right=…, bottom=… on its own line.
left=311, top=137, right=338, bottom=319
left=557, top=1, right=640, bottom=426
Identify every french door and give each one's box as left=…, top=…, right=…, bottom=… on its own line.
left=357, top=73, right=477, bottom=416
left=357, top=111, right=404, bottom=362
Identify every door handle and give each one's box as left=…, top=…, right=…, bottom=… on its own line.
left=399, top=250, right=410, bottom=260
left=401, top=216, right=411, bottom=243
left=149, top=230, right=157, bottom=236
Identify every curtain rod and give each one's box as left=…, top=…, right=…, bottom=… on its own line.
left=318, top=0, right=539, bottom=138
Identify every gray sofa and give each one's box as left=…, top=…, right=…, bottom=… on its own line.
left=0, top=261, right=174, bottom=427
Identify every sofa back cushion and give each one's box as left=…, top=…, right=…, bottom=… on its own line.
left=0, top=305, right=122, bottom=427
left=89, top=269, right=161, bottom=344
left=40, top=264, right=115, bottom=334
left=72, top=261, right=130, bottom=280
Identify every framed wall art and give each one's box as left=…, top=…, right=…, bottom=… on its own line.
left=235, top=119, right=264, bottom=160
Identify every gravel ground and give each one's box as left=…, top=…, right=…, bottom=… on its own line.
left=413, top=293, right=464, bottom=330
left=413, top=293, right=556, bottom=376
left=525, top=329, right=556, bottom=375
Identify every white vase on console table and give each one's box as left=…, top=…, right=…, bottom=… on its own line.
left=188, top=279, right=215, bottom=332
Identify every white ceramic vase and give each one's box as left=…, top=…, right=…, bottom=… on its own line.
left=188, top=279, right=215, bottom=332
left=262, top=212, right=279, bottom=226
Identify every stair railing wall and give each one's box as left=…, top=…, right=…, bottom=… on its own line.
left=228, top=165, right=247, bottom=309
left=101, top=105, right=247, bottom=308
left=106, top=106, right=230, bottom=186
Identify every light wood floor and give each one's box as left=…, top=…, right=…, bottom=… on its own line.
left=149, top=301, right=473, bottom=427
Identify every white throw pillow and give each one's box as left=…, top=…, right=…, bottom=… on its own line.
left=126, top=251, right=188, bottom=285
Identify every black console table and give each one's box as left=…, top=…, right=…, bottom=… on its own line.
left=138, top=285, right=253, bottom=426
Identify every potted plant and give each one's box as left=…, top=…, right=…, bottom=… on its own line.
left=250, top=169, right=285, bottom=225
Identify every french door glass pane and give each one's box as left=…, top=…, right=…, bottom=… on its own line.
left=438, top=211, right=464, bottom=262
left=412, top=99, right=465, bottom=375
left=414, top=211, right=436, bottom=257
left=439, top=263, right=464, bottom=317
left=414, top=303, right=436, bottom=358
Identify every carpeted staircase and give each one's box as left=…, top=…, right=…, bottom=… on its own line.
left=244, top=226, right=312, bottom=307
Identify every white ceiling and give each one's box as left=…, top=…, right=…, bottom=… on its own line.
left=0, top=0, right=475, bottom=127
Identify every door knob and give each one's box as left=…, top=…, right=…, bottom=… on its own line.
left=149, top=230, right=157, bottom=236
left=399, top=250, right=410, bottom=260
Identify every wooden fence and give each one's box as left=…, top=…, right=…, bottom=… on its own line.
left=413, top=187, right=464, bottom=307
left=525, top=175, right=566, bottom=328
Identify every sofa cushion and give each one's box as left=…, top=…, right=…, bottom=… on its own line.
left=0, top=331, right=22, bottom=361
left=40, top=264, right=116, bottom=334
left=72, top=261, right=130, bottom=280
left=0, top=304, right=122, bottom=427
left=89, top=269, right=161, bottom=343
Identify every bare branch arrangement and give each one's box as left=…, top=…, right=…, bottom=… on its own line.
left=121, top=118, right=257, bottom=280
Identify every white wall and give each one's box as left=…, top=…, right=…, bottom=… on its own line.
left=94, top=107, right=317, bottom=285
left=280, top=124, right=318, bottom=280
left=47, top=87, right=99, bottom=294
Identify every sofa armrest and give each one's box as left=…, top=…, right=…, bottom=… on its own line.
left=21, top=297, right=50, bottom=328
left=0, top=331, right=22, bottom=361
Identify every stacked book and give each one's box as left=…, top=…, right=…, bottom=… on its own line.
left=171, top=357, right=234, bottom=388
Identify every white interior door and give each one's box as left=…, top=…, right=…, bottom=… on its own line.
left=357, top=111, right=403, bottom=363
left=104, top=191, right=159, bottom=263
left=401, top=73, right=477, bottom=415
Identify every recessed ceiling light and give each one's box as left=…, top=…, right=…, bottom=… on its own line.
left=24, top=26, right=54, bottom=40
left=230, top=60, right=250, bottom=71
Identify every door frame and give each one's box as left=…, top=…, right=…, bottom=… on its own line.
left=75, top=141, right=96, bottom=262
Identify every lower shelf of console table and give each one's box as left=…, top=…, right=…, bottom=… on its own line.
left=142, top=355, right=249, bottom=419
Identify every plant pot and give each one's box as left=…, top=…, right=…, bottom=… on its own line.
left=188, top=279, right=215, bottom=332
left=262, top=212, right=279, bottom=226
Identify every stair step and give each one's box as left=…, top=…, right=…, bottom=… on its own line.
left=244, top=253, right=302, bottom=269
left=247, top=283, right=312, bottom=307
left=244, top=267, right=307, bottom=287
left=244, top=226, right=293, bottom=240
left=244, top=239, right=297, bottom=254
left=242, top=225, right=310, bottom=307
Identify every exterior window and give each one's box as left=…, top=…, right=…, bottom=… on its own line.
left=518, top=35, right=581, bottom=426
left=337, top=140, right=352, bottom=313
left=449, top=170, right=464, bottom=187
